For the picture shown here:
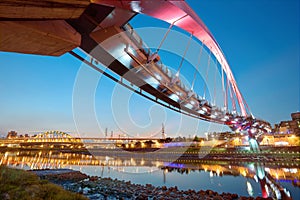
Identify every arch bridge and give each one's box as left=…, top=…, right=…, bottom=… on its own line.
left=0, top=1, right=271, bottom=142
left=23, top=131, right=84, bottom=149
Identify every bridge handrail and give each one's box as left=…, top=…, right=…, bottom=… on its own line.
left=123, top=23, right=196, bottom=96
left=122, top=23, right=151, bottom=57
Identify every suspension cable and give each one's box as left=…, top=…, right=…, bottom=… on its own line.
left=229, top=83, right=237, bottom=113
left=240, top=91, right=252, bottom=116
left=203, top=49, right=212, bottom=99
left=224, top=76, right=229, bottom=112
left=213, top=58, right=218, bottom=106
left=155, top=14, right=188, bottom=54
left=176, top=33, right=193, bottom=76
left=156, top=23, right=173, bottom=54
left=191, top=41, right=204, bottom=90
left=221, top=61, right=226, bottom=109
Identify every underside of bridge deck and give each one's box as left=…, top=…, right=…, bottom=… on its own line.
left=0, top=0, right=90, bottom=56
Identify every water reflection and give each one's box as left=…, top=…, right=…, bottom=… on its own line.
left=0, top=150, right=298, bottom=199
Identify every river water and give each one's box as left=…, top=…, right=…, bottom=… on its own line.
left=0, top=150, right=299, bottom=199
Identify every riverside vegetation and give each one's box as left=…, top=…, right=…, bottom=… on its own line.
left=0, top=166, right=87, bottom=200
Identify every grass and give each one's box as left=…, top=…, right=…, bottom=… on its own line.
left=0, top=166, right=87, bottom=200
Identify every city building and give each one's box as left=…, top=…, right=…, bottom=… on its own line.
left=6, top=131, right=18, bottom=138
left=273, top=112, right=300, bottom=135
left=260, top=133, right=299, bottom=146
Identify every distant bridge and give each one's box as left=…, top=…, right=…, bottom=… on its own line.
left=0, top=130, right=164, bottom=149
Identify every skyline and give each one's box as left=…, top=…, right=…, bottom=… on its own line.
left=0, top=0, right=299, bottom=137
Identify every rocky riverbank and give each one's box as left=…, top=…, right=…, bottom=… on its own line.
left=32, top=169, right=273, bottom=200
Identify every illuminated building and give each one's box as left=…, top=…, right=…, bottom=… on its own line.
left=273, top=112, right=300, bottom=135
left=6, top=131, right=18, bottom=138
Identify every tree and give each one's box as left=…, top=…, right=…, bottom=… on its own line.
left=193, top=135, right=200, bottom=142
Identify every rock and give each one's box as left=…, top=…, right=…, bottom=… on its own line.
left=231, top=193, right=238, bottom=199
left=136, top=194, right=148, bottom=200
left=88, top=193, right=102, bottom=200
left=82, top=187, right=90, bottom=195
left=213, top=195, right=223, bottom=200
left=77, top=186, right=82, bottom=193
left=206, top=190, right=214, bottom=195
left=198, top=190, right=206, bottom=196
left=89, top=176, right=98, bottom=181
left=1, top=193, right=10, bottom=200
left=126, top=180, right=131, bottom=185
left=35, top=169, right=265, bottom=200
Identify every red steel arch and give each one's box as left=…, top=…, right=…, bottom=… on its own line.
left=93, top=0, right=248, bottom=116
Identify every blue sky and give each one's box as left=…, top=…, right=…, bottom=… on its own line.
left=0, top=0, right=299, bottom=137
left=190, top=0, right=300, bottom=122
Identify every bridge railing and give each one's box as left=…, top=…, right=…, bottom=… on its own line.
left=122, top=23, right=213, bottom=114
left=123, top=23, right=151, bottom=57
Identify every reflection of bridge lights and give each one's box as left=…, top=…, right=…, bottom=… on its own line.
left=246, top=181, right=253, bottom=197
left=265, top=185, right=270, bottom=196
left=216, top=169, right=220, bottom=176
left=284, top=188, right=291, bottom=197
left=163, top=168, right=168, bottom=174
left=253, top=175, right=258, bottom=183
left=210, top=171, right=213, bottom=177
left=275, top=189, right=281, bottom=199
left=155, top=161, right=160, bottom=168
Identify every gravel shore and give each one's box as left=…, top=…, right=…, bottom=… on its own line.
left=32, top=169, right=272, bottom=200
